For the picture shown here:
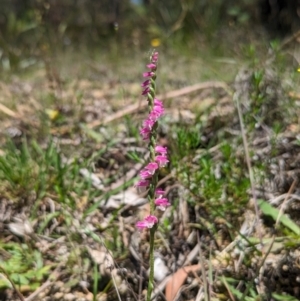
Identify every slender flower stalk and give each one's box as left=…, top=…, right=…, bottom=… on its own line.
left=135, top=51, right=170, bottom=301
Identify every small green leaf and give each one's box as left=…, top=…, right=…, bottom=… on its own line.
left=126, top=151, right=142, bottom=162
left=258, top=199, right=300, bottom=235
left=80, top=124, right=105, bottom=143
left=272, top=292, right=300, bottom=301
left=11, top=273, right=29, bottom=285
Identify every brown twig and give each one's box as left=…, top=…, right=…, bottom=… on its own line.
left=222, top=276, right=236, bottom=301
left=0, top=103, right=18, bottom=118
left=24, top=280, right=53, bottom=301
left=234, top=91, right=262, bottom=244
left=197, top=232, right=209, bottom=301
left=25, top=263, right=63, bottom=301
left=278, top=29, right=300, bottom=51
left=87, top=81, right=228, bottom=129
left=276, top=178, right=297, bottom=227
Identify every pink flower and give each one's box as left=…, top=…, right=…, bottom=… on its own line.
left=136, top=215, right=158, bottom=230
left=140, top=127, right=151, bottom=140
left=155, top=146, right=167, bottom=156
left=141, top=79, right=150, bottom=87
left=149, top=105, right=164, bottom=121
left=149, top=111, right=163, bottom=121
left=153, top=103, right=164, bottom=111
left=145, top=162, right=158, bottom=174
left=154, top=198, right=170, bottom=211
left=143, top=118, right=155, bottom=130
left=147, top=63, right=156, bottom=70
left=151, top=52, right=159, bottom=63
left=155, top=188, right=165, bottom=198
left=154, top=99, right=163, bottom=107
left=155, top=155, right=169, bottom=167
left=140, top=162, right=158, bottom=179
left=135, top=179, right=150, bottom=187
left=140, top=169, right=153, bottom=179
left=142, top=87, right=150, bottom=95
left=143, top=71, right=155, bottom=78
left=135, top=180, right=150, bottom=193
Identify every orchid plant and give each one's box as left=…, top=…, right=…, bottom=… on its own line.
left=135, top=51, right=170, bottom=300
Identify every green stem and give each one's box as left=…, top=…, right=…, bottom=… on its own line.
left=146, top=51, right=159, bottom=301
left=146, top=107, right=158, bottom=301
left=146, top=226, right=156, bottom=301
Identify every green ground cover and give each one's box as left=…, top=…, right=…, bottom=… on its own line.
left=1, top=28, right=300, bottom=301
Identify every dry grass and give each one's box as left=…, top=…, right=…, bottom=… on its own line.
left=1, top=37, right=300, bottom=301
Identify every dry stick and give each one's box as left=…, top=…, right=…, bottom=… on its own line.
left=0, top=103, right=18, bottom=118
left=110, top=271, right=122, bottom=301
left=170, top=2, right=188, bottom=33
left=197, top=232, right=209, bottom=301
left=276, top=178, right=297, bottom=227
left=87, top=81, right=228, bottom=128
left=276, top=29, right=300, bottom=51
left=25, top=263, right=63, bottom=301
left=234, top=92, right=262, bottom=244
left=0, top=265, right=25, bottom=301
left=24, top=280, right=53, bottom=301
left=223, top=277, right=236, bottom=301
left=256, top=235, right=276, bottom=296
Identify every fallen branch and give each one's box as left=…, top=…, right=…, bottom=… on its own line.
left=87, top=81, right=229, bottom=128
left=0, top=103, right=17, bottom=118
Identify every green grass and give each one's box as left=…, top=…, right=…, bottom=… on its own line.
left=0, top=32, right=300, bottom=300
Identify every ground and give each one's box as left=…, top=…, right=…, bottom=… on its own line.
left=1, top=33, right=300, bottom=301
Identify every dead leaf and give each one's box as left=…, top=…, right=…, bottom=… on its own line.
left=86, top=246, right=114, bottom=276
left=165, top=264, right=201, bottom=301
left=79, top=168, right=104, bottom=190
left=105, top=189, right=146, bottom=210
left=8, top=218, right=33, bottom=237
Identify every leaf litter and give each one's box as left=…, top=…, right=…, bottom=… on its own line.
left=0, top=49, right=300, bottom=301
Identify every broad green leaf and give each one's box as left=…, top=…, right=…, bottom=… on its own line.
left=258, top=199, right=300, bottom=235
left=272, top=293, right=299, bottom=301
left=11, top=273, right=29, bottom=285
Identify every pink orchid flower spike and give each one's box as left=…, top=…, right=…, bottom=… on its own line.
left=155, top=197, right=171, bottom=211
left=136, top=215, right=158, bottom=230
